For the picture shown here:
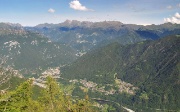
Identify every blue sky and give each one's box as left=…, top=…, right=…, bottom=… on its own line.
left=0, top=0, right=179, bottom=26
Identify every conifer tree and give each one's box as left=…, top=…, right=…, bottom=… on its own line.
left=0, top=76, right=96, bottom=112
left=0, top=79, right=35, bottom=111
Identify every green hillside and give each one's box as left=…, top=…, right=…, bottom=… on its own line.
left=0, top=76, right=100, bottom=112
left=0, top=24, right=77, bottom=76
left=0, top=22, right=180, bottom=111
left=62, top=35, right=180, bottom=111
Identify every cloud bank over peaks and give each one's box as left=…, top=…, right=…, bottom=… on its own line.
left=164, top=12, right=180, bottom=24
left=48, top=8, right=55, bottom=13
left=69, top=0, right=94, bottom=11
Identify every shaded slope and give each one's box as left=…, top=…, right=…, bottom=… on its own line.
left=62, top=35, right=179, bottom=85
left=62, top=35, right=180, bottom=110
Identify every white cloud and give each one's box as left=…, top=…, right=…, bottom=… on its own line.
left=69, top=0, right=93, bottom=11
left=48, top=8, right=55, bottom=13
left=175, top=12, right=180, bottom=19
left=164, top=12, right=180, bottom=24
left=167, top=5, right=172, bottom=9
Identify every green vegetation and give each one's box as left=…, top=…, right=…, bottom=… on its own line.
left=62, top=35, right=180, bottom=111
left=0, top=76, right=97, bottom=112
left=0, top=26, right=77, bottom=76
left=1, top=22, right=180, bottom=111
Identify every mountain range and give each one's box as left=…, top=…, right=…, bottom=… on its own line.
left=26, top=20, right=180, bottom=52
left=0, top=21, right=180, bottom=111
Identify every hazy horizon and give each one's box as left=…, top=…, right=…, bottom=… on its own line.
left=1, top=19, right=178, bottom=27
left=0, top=0, right=180, bottom=26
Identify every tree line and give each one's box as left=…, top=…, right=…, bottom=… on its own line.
left=0, top=76, right=96, bottom=112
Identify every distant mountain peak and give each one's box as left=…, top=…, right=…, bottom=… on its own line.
left=62, top=19, right=80, bottom=26
left=0, top=22, right=23, bottom=29
left=64, top=19, right=72, bottom=24
left=6, top=23, right=22, bottom=27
